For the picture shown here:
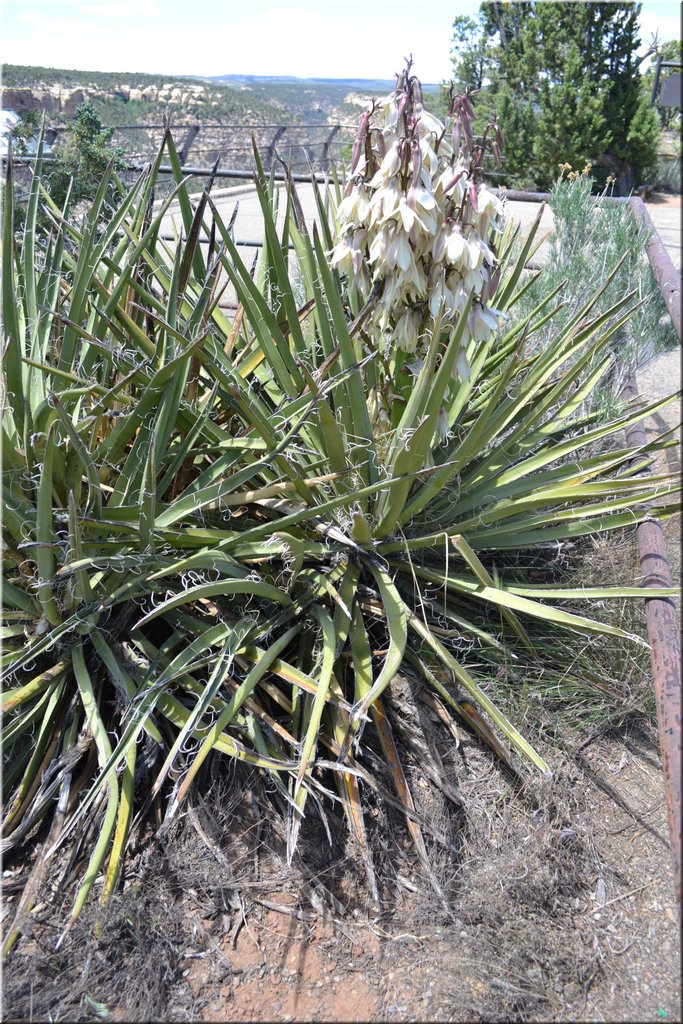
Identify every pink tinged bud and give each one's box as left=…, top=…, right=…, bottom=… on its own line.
left=452, top=121, right=460, bottom=154
left=442, top=169, right=463, bottom=194
left=412, top=142, right=421, bottom=181
left=396, top=94, right=409, bottom=123
left=468, top=181, right=478, bottom=209
left=492, top=141, right=501, bottom=166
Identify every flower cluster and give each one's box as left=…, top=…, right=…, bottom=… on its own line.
left=557, top=160, right=594, bottom=182
left=331, top=63, right=506, bottom=393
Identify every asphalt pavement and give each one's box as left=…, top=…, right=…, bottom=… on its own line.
left=157, top=182, right=679, bottom=340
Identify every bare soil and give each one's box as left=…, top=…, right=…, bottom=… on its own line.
left=645, top=195, right=681, bottom=208
left=3, top=710, right=681, bottom=1023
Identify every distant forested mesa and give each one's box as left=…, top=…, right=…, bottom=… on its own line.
left=447, top=1, right=680, bottom=195
left=1, top=64, right=297, bottom=128
left=1, top=64, right=425, bottom=175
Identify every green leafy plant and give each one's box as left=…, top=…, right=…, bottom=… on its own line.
left=2, top=72, right=680, bottom=951
left=45, top=101, right=126, bottom=210
left=513, top=166, right=678, bottom=409
left=7, top=110, right=42, bottom=157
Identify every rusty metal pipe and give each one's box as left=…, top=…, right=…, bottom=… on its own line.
left=622, top=375, right=682, bottom=921
left=626, top=197, right=682, bottom=344
left=621, top=197, right=681, bottom=920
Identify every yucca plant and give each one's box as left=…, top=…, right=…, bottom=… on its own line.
left=2, top=69, right=680, bottom=952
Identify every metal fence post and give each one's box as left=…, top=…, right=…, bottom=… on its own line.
left=178, top=125, right=201, bottom=165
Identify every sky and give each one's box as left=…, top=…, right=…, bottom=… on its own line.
left=1, top=0, right=680, bottom=83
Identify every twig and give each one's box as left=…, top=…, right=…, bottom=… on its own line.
left=599, top=879, right=656, bottom=910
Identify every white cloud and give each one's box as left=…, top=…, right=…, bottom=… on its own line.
left=77, top=2, right=160, bottom=18
left=639, top=11, right=682, bottom=48
left=16, top=10, right=52, bottom=25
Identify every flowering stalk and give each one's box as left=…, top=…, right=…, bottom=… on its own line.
left=332, top=61, right=506, bottom=434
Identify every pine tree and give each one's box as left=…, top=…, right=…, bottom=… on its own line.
left=450, top=1, right=660, bottom=193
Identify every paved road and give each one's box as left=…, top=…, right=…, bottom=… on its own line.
left=159, top=182, right=558, bottom=308
left=160, top=181, right=680, bottom=288
left=644, top=198, right=681, bottom=270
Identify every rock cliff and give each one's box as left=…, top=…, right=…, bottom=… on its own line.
left=2, top=80, right=241, bottom=121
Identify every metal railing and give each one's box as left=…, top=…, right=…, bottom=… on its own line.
left=35, top=119, right=357, bottom=175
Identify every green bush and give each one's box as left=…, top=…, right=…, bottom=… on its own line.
left=45, top=101, right=126, bottom=209
left=513, top=168, right=678, bottom=406
left=2, top=76, right=679, bottom=949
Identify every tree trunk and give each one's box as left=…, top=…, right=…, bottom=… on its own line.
left=597, top=151, right=637, bottom=196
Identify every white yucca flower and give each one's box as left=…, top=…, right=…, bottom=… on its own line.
left=331, top=62, right=506, bottom=430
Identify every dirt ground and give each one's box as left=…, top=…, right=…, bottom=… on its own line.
left=3, top=693, right=681, bottom=1023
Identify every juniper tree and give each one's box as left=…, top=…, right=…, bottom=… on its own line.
left=451, top=1, right=660, bottom=192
